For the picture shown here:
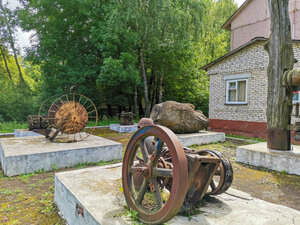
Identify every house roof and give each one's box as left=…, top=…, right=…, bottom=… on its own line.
left=200, top=37, right=300, bottom=71
left=222, top=0, right=253, bottom=30
left=200, top=37, right=267, bottom=71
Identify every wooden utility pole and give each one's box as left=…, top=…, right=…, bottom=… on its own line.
left=265, top=0, right=295, bottom=150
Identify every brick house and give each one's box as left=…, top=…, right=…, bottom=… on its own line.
left=201, top=0, right=300, bottom=139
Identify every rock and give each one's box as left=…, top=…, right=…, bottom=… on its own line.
left=150, top=101, right=209, bottom=133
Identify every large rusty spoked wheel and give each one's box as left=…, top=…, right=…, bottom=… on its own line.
left=122, top=125, right=188, bottom=225
left=47, top=93, right=98, bottom=142
left=200, top=150, right=233, bottom=195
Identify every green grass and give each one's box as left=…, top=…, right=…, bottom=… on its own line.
left=0, top=118, right=136, bottom=133
left=226, top=134, right=266, bottom=142
left=86, top=119, right=120, bottom=127
left=0, top=121, right=27, bottom=133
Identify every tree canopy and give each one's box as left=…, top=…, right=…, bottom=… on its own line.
left=0, top=0, right=237, bottom=121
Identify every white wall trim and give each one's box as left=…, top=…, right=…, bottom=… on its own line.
left=223, top=73, right=252, bottom=80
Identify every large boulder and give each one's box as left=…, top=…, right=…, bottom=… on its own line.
left=150, top=101, right=209, bottom=133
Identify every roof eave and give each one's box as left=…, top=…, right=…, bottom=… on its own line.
left=200, top=37, right=268, bottom=71
left=221, top=0, right=252, bottom=30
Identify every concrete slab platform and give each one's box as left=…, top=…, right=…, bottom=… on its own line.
left=0, top=134, right=122, bottom=176
left=176, top=131, right=225, bottom=147
left=236, top=142, right=300, bottom=175
left=14, top=129, right=42, bottom=137
left=109, top=124, right=138, bottom=133
left=55, top=165, right=300, bottom=225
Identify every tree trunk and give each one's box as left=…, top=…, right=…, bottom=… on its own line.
left=0, top=3, right=25, bottom=85
left=150, top=68, right=156, bottom=109
left=0, top=47, right=13, bottom=81
left=133, top=85, right=137, bottom=116
left=265, top=0, right=294, bottom=150
left=139, top=47, right=150, bottom=117
left=158, top=74, right=164, bottom=103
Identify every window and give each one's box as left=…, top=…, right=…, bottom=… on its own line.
left=293, top=91, right=300, bottom=104
left=226, top=79, right=248, bottom=104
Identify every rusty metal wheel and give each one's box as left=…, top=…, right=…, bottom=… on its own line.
left=200, top=150, right=233, bottom=195
left=46, top=93, right=98, bottom=142
left=122, top=125, right=188, bottom=224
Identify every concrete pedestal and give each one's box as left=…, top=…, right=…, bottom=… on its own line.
left=109, top=124, right=138, bottom=133
left=176, top=131, right=225, bottom=147
left=0, top=134, right=122, bottom=176
left=236, top=142, right=300, bottom=175
left=54, top=165, right=300, bottom=225
left=14, top=129, right=42, bottom=137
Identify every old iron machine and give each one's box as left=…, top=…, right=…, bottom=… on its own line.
left=122, top=123, right=233, bottom=224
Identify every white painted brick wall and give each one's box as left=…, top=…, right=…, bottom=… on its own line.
left=207, top=41, right=300, bottom=123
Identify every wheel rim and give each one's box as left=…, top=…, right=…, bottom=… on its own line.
left=46, top=93, right=98, bottom=142
left=200, top=150, right=233, bottom=195
left=122, top=125, right=188, bottom=224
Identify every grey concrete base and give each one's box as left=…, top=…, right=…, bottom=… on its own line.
left=54, top=165, right=300, bottom=225
left=109, top=123, right=138, bottom=133
left=236, top=142, right=300, bottom=175
left=14, top=129, right=42, bottom=137
left=0, top=134, right=122, bottom=176
left=176, top=131, right=225, bottom=147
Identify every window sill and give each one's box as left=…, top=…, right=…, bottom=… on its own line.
left=224, top=103, right=248, bottom=106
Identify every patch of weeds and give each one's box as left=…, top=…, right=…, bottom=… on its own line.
left=226, top=134, right=266, bottom=142
left=34, top=168, right=45, bottom=174
left=19, top=172, right=35, bottom=183
left=39, top=185, right=56, bottom=214
left=179, top=199, right=206, bottom=221
left=52, top=163, right=57, bottom=171
left=0, top=188, right=14, bottom=195
left=281, top=170, right=287, bottom=175
left=0, top=188, right=22, bottom=195
left=72, top=159, right=121, bottom=169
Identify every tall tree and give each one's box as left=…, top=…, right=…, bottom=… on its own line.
left=0, top=1, right=25, bottom=84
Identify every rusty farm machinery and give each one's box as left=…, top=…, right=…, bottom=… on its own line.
left=28, top=93, right=98, bottom=143
left=122, top=124, right=233, bottom=224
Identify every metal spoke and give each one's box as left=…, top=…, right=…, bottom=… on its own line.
left=87, top=110, right=96, bottom=114
left=136, top=179, right=149, bottom=204
left=151, top=178, right=163, bottom=210
left=140, top=139, right=149, bottom=163
left=85, top=104, right=93, bottom=110
left=153, top=168, right=173, bottom=178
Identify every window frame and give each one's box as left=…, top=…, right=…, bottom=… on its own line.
left=293, top=91, right=300, bottom=104
left=225, top=78, right=248, bottom=105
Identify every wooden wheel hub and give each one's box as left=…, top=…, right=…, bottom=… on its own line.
left=54, top=102, right=88, bottom=134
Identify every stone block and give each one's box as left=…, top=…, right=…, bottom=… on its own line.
left=236, top=142, right=300, bottom=175
left=176, top=131, right=225, bottom=147
left=110, top=124, right=138, bottom=133
left=0, top=134, right=122, bottom=176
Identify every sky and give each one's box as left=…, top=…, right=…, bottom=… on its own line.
left=4, top=0, right=247, bottom=55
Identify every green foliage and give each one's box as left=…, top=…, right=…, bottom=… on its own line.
left=0, top=121, right=27, bottom=133
left=17, top=0, right=237, bottom=116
